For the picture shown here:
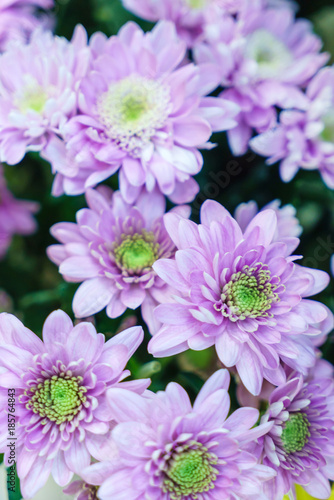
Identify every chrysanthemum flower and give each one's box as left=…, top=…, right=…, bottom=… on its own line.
left=0, top=310, right=149, bottom=498
left=195, top=4, right=328, bottom=155
left=250, top=66, right=334, bottom=189
left=0, top=165, right=39, bottom=258
left=44, top=21, right=238, bottom=203
left=0, top=25, right=89, bottom=165
left=121, top=0, right=239, bottom=48
left=81, top=369, right=275, bottom=499
left=0, top=0, right=54, bottom=52
left=259, top=361, right=334, bottom=499
left=47, top=187, right=188, bottom=333
left=234, top=199, right=302, bottom=242
left=148, top=200, right=333, bottom=395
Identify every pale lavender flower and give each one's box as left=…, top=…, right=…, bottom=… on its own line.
left=0, top=0, right=54, bottom=51
left=234, top=199, right=302, bottom=241
left=259, top=360, right=334, bottom=499
left=0, top=310, right=148, bottom=498
left=251, top=66, right=334, bottom=188
left=47, top=187, right=189, bottom=334
left=44, top=21, right=238, bottom=203
left=81, top=369, right=275, bottom=500
left=0, top=26, right=90, bottom=165
left=195, top=4, right=328, bottom=155
left=149, top=200, right=333, bottom=395
left=0, top=165, right=39, bottom=258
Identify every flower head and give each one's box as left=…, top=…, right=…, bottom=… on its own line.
left=251, top=66, right=334, bottom=188
left=44, top=21, right=238, bottom=203
left=195, top=4, right=328, bottom=155
left=0, top=310, right=148, bottom=498
left=47, top=187, right=189, bottom=334
left=0, top=165, right=39, bottom=258
left=259, top=361, right=334, bottom=499
left=0, top=26, right=90, bottom=165
left=149, top=200, right=332, bottom=395
left=83, top=369, right=275, bottom=499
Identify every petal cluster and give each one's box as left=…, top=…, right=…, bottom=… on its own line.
left=194, top=2, right=328, bottom=155
left=0, top=0, right=54, bottom=51
left=121, top=0, right=294, bottom=48
left=149, top=200, right=332, bottom=395
left=251, top=66, right=334, bottom=188
left=234, top=199, right=302, bottom=241
left=259, top=360, right=334, bottom=499
left=121, top=0, right=239, bottom=48
left=82, top=369, right=275, bottom=500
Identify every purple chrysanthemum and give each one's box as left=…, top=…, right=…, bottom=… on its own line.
left=0, top=0, right=54, bottom=51
left=195, top=4, right=328, bottom=155
left=0, top=310, right=149, bottom=498
left=250, top=66, right=334, bottom=188
left=81, top=369, right=275, bottom=500
left=47, top=187, right=189, bottom=333
left=234, top=199, right=302, bottom=241
left=0, top=26, right=89, bottom=165
left=259, top=360, right=334, bottom=499
left=148, top=200, right=333, bottom=395
left=0, top=165, right=39, bottom=258
left=44, top=21, right=238, bottom=203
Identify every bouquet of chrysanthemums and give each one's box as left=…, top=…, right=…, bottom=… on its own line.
left=0, top=0, right=333, bottom=499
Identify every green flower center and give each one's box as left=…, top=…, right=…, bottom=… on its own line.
left=245, top=29, right=293, bottom=79
left=216, top=263, right=281, bottom=321
left=163, top=448, right=218, bottom=499
left=25, top=375, right=87, bottom=425
left=97, top=75, right=171, bottom=157
left=114, top=232, right=159, bottom=274
left=320, top=111, right=334, bottom=143
left=281, top=413, right=311, bottom=454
